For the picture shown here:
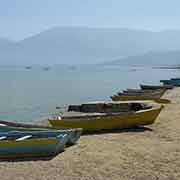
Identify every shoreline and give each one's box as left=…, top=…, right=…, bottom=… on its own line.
left=153, top=66, right=180, bottom=69
left=0, top=88, right=180, bottom=179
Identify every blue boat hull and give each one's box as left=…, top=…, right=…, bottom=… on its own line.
left=0, top=124, right=82, bottom=145
left=160, top=79, right=180, bottom=86
left=0, top=135, right=68, bottom=159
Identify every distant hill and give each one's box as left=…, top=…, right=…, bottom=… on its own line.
left=106, top=51, right=180, bottom=66
left=1, top=27, right=180, bottom=65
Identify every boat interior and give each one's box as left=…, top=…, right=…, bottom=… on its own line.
left=0, top=131, right=66, bottom=141
left=58, top=102, right=153, bottom=119
left=0, top=134, right=34, bottom=141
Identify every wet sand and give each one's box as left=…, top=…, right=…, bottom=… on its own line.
left=0, top=88, right=180, bottom=180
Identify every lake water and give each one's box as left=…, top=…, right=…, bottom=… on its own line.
left=0, top=65, right=179, bottom=122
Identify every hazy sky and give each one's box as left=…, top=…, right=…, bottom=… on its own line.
left=1, top=0, right=180, bottom=40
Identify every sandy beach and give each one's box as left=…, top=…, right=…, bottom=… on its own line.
left=0, top=88, right=180, bottom=180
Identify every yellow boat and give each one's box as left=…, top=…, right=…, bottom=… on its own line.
left=111, top=95, right=171, bottom=104
left=124, top=89, right=166, bottom=94
left=122, top=89, right=166, bottom=97
left=49, top=101, right=163, bottom=131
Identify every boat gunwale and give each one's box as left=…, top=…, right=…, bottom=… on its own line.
left=50, top=103, right=162, bottom=121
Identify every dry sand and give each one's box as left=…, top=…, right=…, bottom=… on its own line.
left=1, top=88, right=180, bottom=180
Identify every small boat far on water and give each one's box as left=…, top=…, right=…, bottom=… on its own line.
left=43, top=67, right=51, bottom=71
left=25, top=66, right=32, bottom=70
left=49, top=101, right=163, bottom=131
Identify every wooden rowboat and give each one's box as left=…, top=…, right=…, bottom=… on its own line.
left=0, top=120, right=82, bottom=145
left=48, top=101, right=163, bottom=131
left=160, top=79, right=180, bottom=86
left=140, top=84, right=173, bottom=90
left=0, top=120, right=54, bottom=129
left=111, top=94, right=171, bottom=104
left=117, top=93, right=161, bottom=99
left=171, top=78, right=180, bottom=80
left=118, top=89, right=165, bottom=98
left=123, top=89, right=166, bottom=96
left=124, top=89, right=160, bottom=93
left=0, top=131, right=68, bottom=159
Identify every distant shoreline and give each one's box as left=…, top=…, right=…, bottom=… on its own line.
left=153, top=66, right=180, bottom=69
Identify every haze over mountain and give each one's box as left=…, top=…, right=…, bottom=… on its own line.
left=107, top=50, right=180, bottom=66
left=1, top=27, right=180, bottom=66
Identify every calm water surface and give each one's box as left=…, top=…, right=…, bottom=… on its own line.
left=0, top=65, right=179, bottom=122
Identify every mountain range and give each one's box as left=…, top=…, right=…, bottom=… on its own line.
left=1, top=27, right=180, bottom=66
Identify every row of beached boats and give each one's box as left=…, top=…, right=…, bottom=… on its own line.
left=111, top=84, right=173, bottom=104
left=48, top=83, right=173, bottom=131
left=0, top=79, right=177, bottom=160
